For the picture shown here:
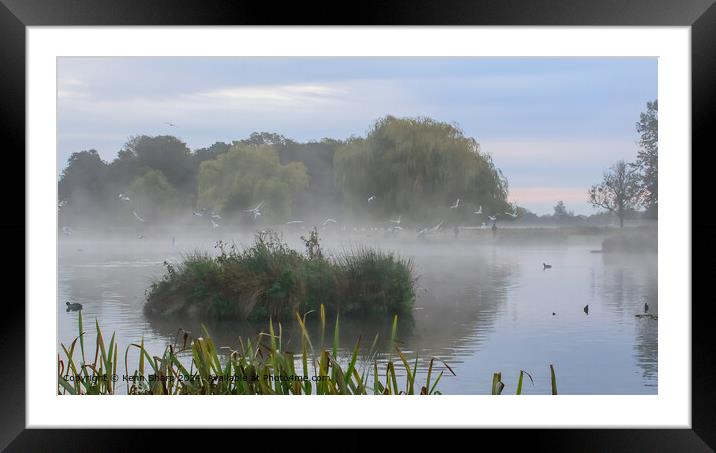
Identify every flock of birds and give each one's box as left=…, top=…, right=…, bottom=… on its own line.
left=59, top=192, right=522, bottom=240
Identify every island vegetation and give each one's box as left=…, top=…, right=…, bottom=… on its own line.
left=144, top=229, right=416, bottom=320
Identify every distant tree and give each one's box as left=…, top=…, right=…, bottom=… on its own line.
left=58, top=149, right=108, bottom=204
left=553, top=200, right=574, bottom=221
left=121, top=135, right=195, bottom=189
left=276, top=139, right=343, bottom=218
left=240, top=132, right=292, bottom=147
left=334, top=116, right=509, bottom=222
left=105, top=148, right=142, bottom=191
left=633, top=100, right=658, bottom=218
left=128, top=169, right=178, bottom=220
left=197, top=144, right=309, bottom=220
left=588, top=160, right=644, bottom=228
left=193, top=142, right=231, bottom=164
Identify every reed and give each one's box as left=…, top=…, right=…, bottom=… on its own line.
left=59, top=310, right=560, bottom=395
left=58, top=307, right=453, bottom=395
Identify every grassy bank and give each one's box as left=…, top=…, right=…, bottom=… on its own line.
left=59, top=309, right=453, bottom=395
left=58, top=310, right=559, bottom=395
left=144, top=229, right=416, bottom=320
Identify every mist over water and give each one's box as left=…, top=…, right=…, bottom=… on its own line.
left=58, top=228, right=657, bottom=395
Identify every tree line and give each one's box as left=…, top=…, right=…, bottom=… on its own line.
left=58, top=116, right=512, bottom=228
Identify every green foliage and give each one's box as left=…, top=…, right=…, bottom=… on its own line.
left=144, top=229, right=416, bottom=320
left=58, top=117, right=515, bottom=226
left=59, top=312, right=558, bottom=395
left=334, top=116, right=509, bottom=223
left=128, top=169, right=179, bottom=219
left=634, top=100, right=658, bottom=216
left=59, top=309, right=453, bottom=395
left=197, top=144, right=309, bottom=220
left=122, top=135, right=196, bottom=189
left=58, top=149, right=108, bottom=207
left=193, top=141, right=231, bottom=164
left=335, top=247, right=416, bottom=317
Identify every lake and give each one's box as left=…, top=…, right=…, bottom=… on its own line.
left=58, top=228, right=657, bottom=395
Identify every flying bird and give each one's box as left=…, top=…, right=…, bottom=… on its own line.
left=644, top=301, right=649, bottom=313
left=244, top=202, right=264, bottom=219
left=118, top=193, right=131, bottom=202
left=58, top=200, right=68, bottom=208
left=368, top=195, right=376, bottom=203
left=286, top=220, right=304, bottom=225
left=488, top=215, right=497, bottom=222
left=430, top=220, right=444, bottom=232
left=543, top=262, right=552, bottom=270
left=137, top=234, right=145, bottom=239
left=62, top=226, right=72, bottom=236
left=165, top=122, right=176, bottom=127
left=192, top=210, right=203, bottom=217
left=389, top=215, right=401, bottom=224
left=505, top=212, right=518, bottom=218
left=210, top=212, right=221, bottom=220
left=322, top=218, right=337, bottom=226
left=133, top=211, right=145, bottom=222
left=244, top=202, right=264, bottom=212
left=584, top=304, right=589, bottom=315
left=211, top=219, right=220, bottom=229
left=474, top=206, right=483, bottom=215
left=450, top=198, right=460, bottom=209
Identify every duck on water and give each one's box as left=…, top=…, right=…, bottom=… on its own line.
left=66, top=301, right=83, bottom=311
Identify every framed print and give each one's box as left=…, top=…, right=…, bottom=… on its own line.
left=3, top=0, right=714, bottom=449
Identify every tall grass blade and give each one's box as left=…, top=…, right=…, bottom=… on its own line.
left=550, top=364, right=558, bottom=395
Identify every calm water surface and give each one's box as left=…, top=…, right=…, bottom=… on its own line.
left=58, top=231, right=657, bottom=395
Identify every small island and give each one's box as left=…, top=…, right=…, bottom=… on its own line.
left=144, top=229, right=416, bottom=320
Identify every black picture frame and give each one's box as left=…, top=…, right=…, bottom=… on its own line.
left=2, top=0, right=713, bottom=450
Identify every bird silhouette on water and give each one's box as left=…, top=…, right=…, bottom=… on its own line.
left=583, top=304, right=589, bottom=315
left=644, top=301, right=649, bottom=313
left=66, top=301, right=83, bottom=311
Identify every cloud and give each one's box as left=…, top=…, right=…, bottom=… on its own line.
left=58, top=78, right=417, bottom=120
left=190, top=84, right=347, bottom=104
left=57, top=76, right=90, bottom=100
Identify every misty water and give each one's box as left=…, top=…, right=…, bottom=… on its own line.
left=58, top=229, right=657, bottom=395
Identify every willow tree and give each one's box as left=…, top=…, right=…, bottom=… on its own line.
left=334, top=116, right=509, bottom=223
left=588, top=160, right=644, bottom=228
left=198, top=144, right=309, bottom=221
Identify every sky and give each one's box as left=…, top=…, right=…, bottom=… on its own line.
left=57, top=57, right=657, bottom=215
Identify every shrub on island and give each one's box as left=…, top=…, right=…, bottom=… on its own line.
left=144, top=229, right=416, bottom=320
